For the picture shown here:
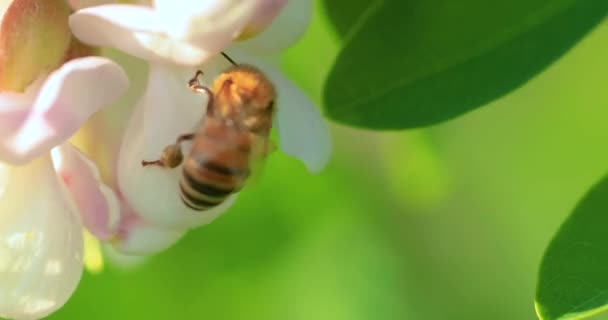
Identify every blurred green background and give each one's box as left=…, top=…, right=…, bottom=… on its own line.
left=49, top=3, right=608, bottom=320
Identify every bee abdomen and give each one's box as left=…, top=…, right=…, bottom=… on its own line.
left=179, top=159, right=249, bottom=211
left=202, top=161, right=250, bottom=179
left=179, top=181, right=227, bottom=211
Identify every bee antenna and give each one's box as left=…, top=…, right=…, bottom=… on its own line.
left=221, top=52, right=238, bottom=66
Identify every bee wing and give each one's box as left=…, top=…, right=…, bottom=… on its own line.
left=241, top=132, right=276, bottom=187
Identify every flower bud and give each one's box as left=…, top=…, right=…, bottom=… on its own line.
left=0, top=0, right=72, bottom=92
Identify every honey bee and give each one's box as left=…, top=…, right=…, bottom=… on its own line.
left=142, top=53, right=276, bottom=211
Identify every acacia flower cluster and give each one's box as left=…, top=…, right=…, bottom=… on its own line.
left=0, top=0, right=330, bottom=319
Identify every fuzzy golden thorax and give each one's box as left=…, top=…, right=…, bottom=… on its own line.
left=211, top=65, right=276, bottom=123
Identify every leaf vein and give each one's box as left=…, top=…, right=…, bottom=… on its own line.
left=340, top=0, right=385, bottom=47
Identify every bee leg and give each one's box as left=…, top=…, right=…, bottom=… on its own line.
left=188, top=70, right=204, bottom=87
left=188, top=70, right=214, bottom=114
left=175, top=133, right=195, bottom=143
left=141, top=133, right=195, bottom=168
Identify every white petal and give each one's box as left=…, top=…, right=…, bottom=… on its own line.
left=235, top=0, right=312, bottom=54
left=154, top=0, right=258, bottom=65
left=273, top=73, right=331, bottom=172
left=69, top=3, right=252, bottom=66
left=117, top=61, right=235, bottom=230
left=0, top=155, right=83, bottom=320
left=236, top=0, right=286, bottom=41
left=154, top=0, right=255, bottom=43
left=111, top=200, right=185, bottom=255
left=101, top=244, right=148, bottom=270
left=69, top=5, right=177, bottom=63
left=52, top=144, right=120, bottom=241
left=113, top=216, right=185, bottom=255
left=67, top=0, right=116, bottom=10
left=225, top=51, right=331, bottom=172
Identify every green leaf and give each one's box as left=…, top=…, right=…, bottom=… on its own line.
left=322, top=0, right=608, bottom=129
left=536, top=175, right=608, bottom=320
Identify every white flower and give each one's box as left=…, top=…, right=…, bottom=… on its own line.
left=0, top=57, right=128, bottom=319
left=69, top=0, right=331, bottom=254
left=69, top=0, right=288, bottom=65
left=0, top=2, right=129, bottom=318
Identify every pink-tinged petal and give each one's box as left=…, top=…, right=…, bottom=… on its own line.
left=236, top=0, right=312, bottom=54
left=0, top=106, right=29, bottom=145
left=69, top=4, right=211, bottom=65
left=0, top=155, right=83, bottom=320
left=112, top=200, right=185, bottom=255
left=228, top=51, right=331, bottom=172
left=0, top=79, right=46, bottom=154
left=117, top=62, right=236, bottom=229
left=52, top=143, right=120, bottom=241
left=0, top=57, right=129, bottom=165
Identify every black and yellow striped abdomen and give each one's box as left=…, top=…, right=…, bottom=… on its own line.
left=179, top=119, right=253, bottom=211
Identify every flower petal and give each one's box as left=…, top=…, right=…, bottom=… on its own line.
left=52, top=143, right=120, bottom=241
left=235, top=0, right=312, bottom=54
left=0, top=155, right=83, bottom=320
left=69, top=5, right=172, bottom=62
left=101, top=243, right=148, bottom=270
left=114, top=220, right=185, bottom=255
left=67, top=0, right=116, bottom=10
left=69, top=4, right=235, bottom=65
left=0, top=79, right=48, bottom=160
left=67, top=50, right=149, bottom=187
left=0, top=57, right=129, bottom=165
left=155, top=0, right=257, bottom=51
left=117, top=62, right=235, bottom=229
left=236, top=0, right=287, bottom=41
left=273, top=73, right=331, bottom=172
left=112, top=202, right=185, bottom=255
left=227, top=52, right=331, bottom=172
